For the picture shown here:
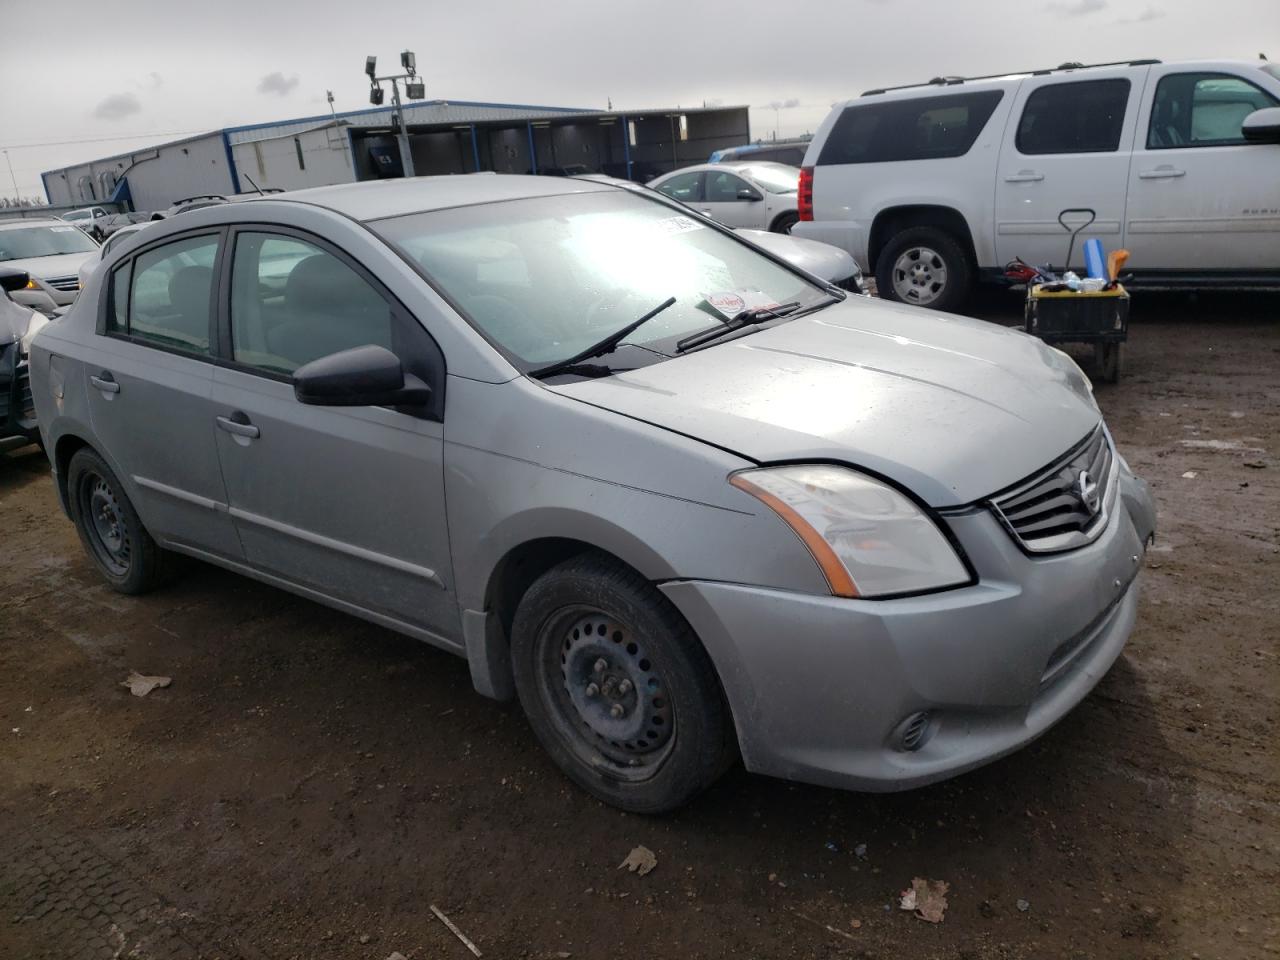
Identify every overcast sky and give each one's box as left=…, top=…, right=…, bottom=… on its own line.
left=1, top=0, right=1276, bottom=199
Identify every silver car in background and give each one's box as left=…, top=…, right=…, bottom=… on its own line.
left=0, top=218, right=100, bottom=315
left=29, top=175, right=1155, bottom=812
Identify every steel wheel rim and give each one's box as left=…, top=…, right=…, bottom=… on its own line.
left=891, top=246, right=948, bottom=305
left=83, top=473, right=131, bottom=577
left=538, top=606, right=675, bottom=781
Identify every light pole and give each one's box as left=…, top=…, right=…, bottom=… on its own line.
left=365, top=51, right=426, bottom=178
left=3, top=149, right=19, bottom=204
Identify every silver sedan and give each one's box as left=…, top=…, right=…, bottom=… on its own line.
left=30, top=175, right=1155, bottom=812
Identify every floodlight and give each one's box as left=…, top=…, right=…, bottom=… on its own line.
left=405, top=80, right=425, bottom=100
left=365, top=56, right=377, bottom=79
left=401, top=50, right=416, bottom=74
left=370, top=85, right=385, bottom=106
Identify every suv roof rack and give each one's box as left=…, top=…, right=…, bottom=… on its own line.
left=861, top=59, right=1161, bottom=96
left=172, top=194, right=228, bottom=205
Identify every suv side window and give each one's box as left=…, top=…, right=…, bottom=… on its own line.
left=1148, top=72, right=1279, bottom=148
left=655, top=171, right=703, bottom=204
left=229, top=232, right=394, bottom=375
left=818, top=90, right=1004, bottom=165
left=1016, top=79, right=1131, bottom=155
left=114, top=234, right=219, bottom=355
left=706, top=171, right=751, bottom=202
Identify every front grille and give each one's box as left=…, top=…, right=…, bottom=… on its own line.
left=45, top=275, right=79, bottom=293
left=991, top=426, right=1114, bottom=553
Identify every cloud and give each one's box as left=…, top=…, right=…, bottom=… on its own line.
left=766, top=98, right=801, bottom=110
left=1118, top=5, right=1165, bottom=20
left=92, top=92, right=141, bottom=120
left=146, top=72, right=163, bottom=88
left=1047, top=0, right=1106, bottom=13
left=257, top=71, right=300, bottom=96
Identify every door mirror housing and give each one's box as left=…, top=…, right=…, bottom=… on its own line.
left=0, top=268, right=30, bottom=294
left=737, top=187, right=764, bottom=202
left=293, top=344, right=432, bottom=408
left=1242, top=107, right=1280, bottom=144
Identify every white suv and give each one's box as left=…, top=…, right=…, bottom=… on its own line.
left=794, top=59, right=1280, bottom=310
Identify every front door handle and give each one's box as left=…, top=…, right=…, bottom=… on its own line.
left=90, top=371, right=120, bottom=394
left=1004, top=170, right=1045, bottom=183
left=216, top=412, right=260, bottom=440
left=1139, top=166, right=1186, bottom=180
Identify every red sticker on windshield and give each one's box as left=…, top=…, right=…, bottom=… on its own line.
left=705, top=292, right=745, bottom=317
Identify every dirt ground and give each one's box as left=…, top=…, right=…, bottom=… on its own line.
left=2, top=290, right=1277, bottom=960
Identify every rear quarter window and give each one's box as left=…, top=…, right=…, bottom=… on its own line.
left=817, top=90, right=1004, bottom=165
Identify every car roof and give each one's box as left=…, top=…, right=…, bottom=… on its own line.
left=0, top=218, right=67, bottom=231
left=262, top=174, right=617, bottom=222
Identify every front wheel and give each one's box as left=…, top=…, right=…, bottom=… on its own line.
left=511, top=553, right=736, bottom=813
left=875, top=226, right=972, bottom=312
left=769, top=210, right=799, bottom=234
left=66, top=448, right=166, bottom=594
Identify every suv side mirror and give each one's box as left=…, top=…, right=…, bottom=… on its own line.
left=293, top=344, right=432, bottom=408
left=737, top=187, right=763, bottom=202
left=0, top=268, right=30, bottom=293
left=1243, top=107, right=1280, bottom=144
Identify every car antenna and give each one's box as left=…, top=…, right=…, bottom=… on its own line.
left=242, top=173, right=267, bottom=196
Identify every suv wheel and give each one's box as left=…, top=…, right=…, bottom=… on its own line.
left=510, top=552, right=737, bottom=813
left=876, top=226, right=972, bottom=311
left=770, top=211, right=799, bottom=234
left=67, top=448, right=166, bottom=594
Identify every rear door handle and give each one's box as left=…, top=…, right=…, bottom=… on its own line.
left=216, top=412, right=260, bottom=440
left=1139, top=166, right=1186, bottom=179
left=89, top=371, right=120, bottom=394
left=1004, top=170, right=1045, bottom=183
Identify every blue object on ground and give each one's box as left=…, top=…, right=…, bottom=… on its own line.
left=1083, top=238, right=1107, bottom=280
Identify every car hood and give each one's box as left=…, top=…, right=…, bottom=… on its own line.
left=3, top=251, right=96, bottom=280
left=735, top=229, right=857, bottom=284
left=549, top=298, right=1100, bottom=507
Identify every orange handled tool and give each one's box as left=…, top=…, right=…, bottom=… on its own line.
left=1107, top=249, right=1130, bottom=282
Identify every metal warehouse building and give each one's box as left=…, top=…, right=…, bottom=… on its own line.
left=41, top=100, right=750, bottom=211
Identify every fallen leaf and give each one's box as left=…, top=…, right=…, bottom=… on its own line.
left=121, top=672, right=171, bottom=697
left=618, top=845, right=657, bottom=877
left=900, top=877, right=949, bottom=923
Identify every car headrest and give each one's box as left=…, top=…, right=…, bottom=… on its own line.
left=168, top=266, right=212, bottom=318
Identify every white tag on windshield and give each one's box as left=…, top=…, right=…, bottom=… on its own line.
left=656, top=215, right=703, bottom=236
left=51, top=226, right=78, bottom=233
left=702, top=292, right=746, bottom=318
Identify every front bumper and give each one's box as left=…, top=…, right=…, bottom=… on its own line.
left=661, top=465, right=1155, bottom=792
left=0, top=340, right=38, bottom=447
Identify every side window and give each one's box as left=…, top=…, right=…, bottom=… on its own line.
left=106, top=261, right=131, bottom=335
left=1148, top=73, right=1279, bottom=148
left=818, top=90, right=1004, bottom=165
left=1016, top=79, right=1131, bottom=155
left=229, top=232, right=394, bottom=375
left=655, top=171, right=702, bottom=204
left=125, top=234, right=218, bottom=355
left=706, top=172, right=750, bottom=202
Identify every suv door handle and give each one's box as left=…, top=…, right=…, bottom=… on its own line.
left=89, top=371, right=120, bottom=394
left=1139, top=166, right=1186, bottom=179
left=216, top=412, right=260, bottom=440
left=1004, top=170, right=1045, bottom=183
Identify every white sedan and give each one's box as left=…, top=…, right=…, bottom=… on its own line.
left=648, top=162, right=800, bottom=234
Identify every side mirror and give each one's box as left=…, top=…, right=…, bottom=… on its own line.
left=1242, top=107, right=1280, bottom=144
left=0, top=268, right=30, bottom=294
left=293, top=344, right=432, bottom=408
left=737, top=187, right=763, bottom=202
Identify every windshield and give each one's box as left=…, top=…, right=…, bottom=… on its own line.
left=61, top=211, right=91, bottom=222
left=0, top=224, right=99, bottom=261
left=373, top=190, right=829, bottom=369
left=740, top=164, right=800, bottom=194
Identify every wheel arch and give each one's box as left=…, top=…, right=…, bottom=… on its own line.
left=52, top=431, right=94, bottom=516
left=868, top=204, right=979, bottom=275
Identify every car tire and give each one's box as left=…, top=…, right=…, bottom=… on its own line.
left=770, top=211, right=799, bottom=235
left=510, top=552, right=737, bottom=814
left=875, top=226, right=972, bottom=312
left=66, top=448, right=166, bottom=595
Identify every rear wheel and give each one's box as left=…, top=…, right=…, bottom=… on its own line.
left=67, top=448, right=166, bottom=594
left=875, top=226, right=972, bottom=312
left=511, top=553, right=736, bottom=813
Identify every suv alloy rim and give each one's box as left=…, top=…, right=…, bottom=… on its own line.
left=891, top=246, right=948, bottom=305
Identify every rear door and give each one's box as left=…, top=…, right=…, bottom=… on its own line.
left=85, top=229, right=243, bottom=560
left=209, top=227, right=458, bottom=641
left=1125, top=66, right=1280, bottom=271
left=995, top=68, right=1149, bottom=270
left=701, top=170, right=766, bottom=228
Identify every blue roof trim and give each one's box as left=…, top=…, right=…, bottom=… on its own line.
left=222, top=98, right=594, bottom=135
left=221, top=132, right=241, bottom=194
left=40, top=171, right=51, bottom=204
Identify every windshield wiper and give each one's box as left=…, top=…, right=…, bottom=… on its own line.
left=675, top=301, right=801, bottom=353
left=530, top=296, right=677, bottom=380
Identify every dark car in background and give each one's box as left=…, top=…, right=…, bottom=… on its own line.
left=0, top=268, right=46, bottom=451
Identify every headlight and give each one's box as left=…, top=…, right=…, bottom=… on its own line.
left=730, top=465, right=970, bottom=598
left=1049, top=346, right=1096, bottom=408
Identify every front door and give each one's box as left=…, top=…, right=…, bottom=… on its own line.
left=1125, top=67, right=1280, bottom=271
left=84, top=230, right=243, bottom=559
left=209, top=228, right=459, bottom=642
left=701, top=170, right=765, bottom=228
left=995, top=68, right=1150, bottom=270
